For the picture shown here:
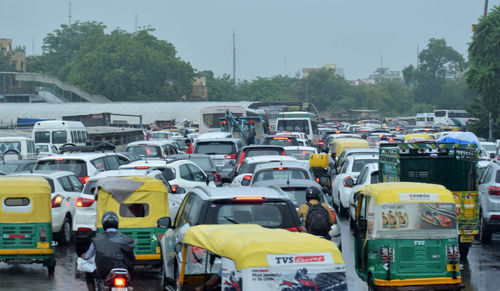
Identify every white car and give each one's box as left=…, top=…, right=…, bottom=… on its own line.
left=245, top=160, right=315, bottom=186
left=283, top=146, right=317, bottom=161
left=331, top=154, right=379, bottom=217
left=35, top=143, right=59, bottom=158
left=72, top=168, right=177, bottom=255
left=124, top=140, right=179, bottom=160
left=480, top=141, right=497, bottom=158
left=231, top=155, right=296, bottom=186
left=13, top=170, right=83, bottom=245
left=348, top=163, right=379, bottom=223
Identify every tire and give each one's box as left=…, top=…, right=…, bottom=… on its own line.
left=339, top=200, right=348, bottom=218
left=459, top=242, right=470, bottom=259
left=47, top=265, right=55, bottom=276
left=367, top=274, right=377, bottom=291
left=58, top=217, right=72, bottom=246
left=3, top=149, right=22, bottom=160
left=480, top=214, right=492, bottom=245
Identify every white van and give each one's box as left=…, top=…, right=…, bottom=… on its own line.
left=0, top=136, right=37, bottom=160
left=32, top=120, right=88, bottom=149
left=275, top=111, right=319, bottom=142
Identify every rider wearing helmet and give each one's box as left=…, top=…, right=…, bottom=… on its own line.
left=81, top=211, right=135, bottom=291
left=297, top=186, right=335, bottom=239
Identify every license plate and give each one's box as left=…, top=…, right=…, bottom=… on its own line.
left=111, top=288, right=128, bottom=291
left=460, top=235, right=473, bottom=242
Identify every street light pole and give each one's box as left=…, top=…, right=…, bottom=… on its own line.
left=484, top=0, right=489, bottom=16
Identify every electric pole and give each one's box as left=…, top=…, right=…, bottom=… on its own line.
left=135, top=14, right=138, bottom=32
left=484, top=0, right=489, bottom=16
left=68, top=2, right=72, bottom=25
left=232, top=30, right=236, bottom=84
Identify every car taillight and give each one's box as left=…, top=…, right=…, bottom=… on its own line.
left=54, top=158, right=64, bottom=161
left=171, top=184, right=179, bottom=193
left=77, top=227, right=93, bottom=232
left=234, top=196, right=264, bottom=201
left=316, top=177, right=320, bottom=183
left=491, top=215, right=500, bottom=220
left=343, top=176, right=354, bottom=188
left=78, top=176, right=90, bottom=184
left=113, top=277, right=127, bottom=287
left=275, top=167, right=288, bottom=170
left=135, top=166, right=150, bottom=169
left=448, top=245, right=459, bottom=262
left=318, top=141, right=325, bottom=146
left=51, top=195, right=63, bottom=208
left=40, top=227, right=47, bottom=242
left=285, top=226, right=306, bottom=232
left=75, top=197, right=94, bottom=207
left=212, top=173, right=221, bottom=182
left=273, top=136, right=288, bottom=140
left=225, top=154, right=237, bottom=159
left=379, top=246, right=393, bottom=262
left=281, top=152, right=286, bottom=156
left=237, top=152, right=246, bottom=166
left=330, top=209, right=337, bottom=224
left=487, top=186, right=500, bottom=196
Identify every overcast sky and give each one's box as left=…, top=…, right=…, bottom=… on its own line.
left=2, top=0, right=498, bottom=81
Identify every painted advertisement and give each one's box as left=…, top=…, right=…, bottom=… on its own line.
left=221, top=254, right=347, bottom=290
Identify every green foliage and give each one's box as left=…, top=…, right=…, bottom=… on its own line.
left=466, top=6, right=500, bottom=139
left=0, top=53, right=14, bottom=71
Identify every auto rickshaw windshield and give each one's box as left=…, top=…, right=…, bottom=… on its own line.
left=367, top=202, right=458, bottom=240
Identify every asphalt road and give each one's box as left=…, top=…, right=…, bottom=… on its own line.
left=0, top=220, right=499, bottom=291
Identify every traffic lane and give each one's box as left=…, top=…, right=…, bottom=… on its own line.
left=0, top=245, right=162, bottom=291
left=340, top=215, right=500, bottom=291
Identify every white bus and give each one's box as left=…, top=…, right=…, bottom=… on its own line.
left=433, top=110, right=475, bottom=127
left=275, top=111, right=319, bottom=142
left=199, top=105, right=266, bottom=134
left=415, top=113, right=434, bottom=127
left=32, top=120, right=88, bottom=149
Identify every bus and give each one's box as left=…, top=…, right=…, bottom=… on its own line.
left=275, top=111, right=319, bottom=142
left=433, top=109, right=475, bottom=127
left=32, top=120, right=88, bottom=149
left=415, top=113, right=434, bottom=127
left=199, top=105, right=265, bottom=133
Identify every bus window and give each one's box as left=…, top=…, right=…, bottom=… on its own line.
left=52, top=131, right=68, bottom=144
left=35, top=131, right=51, bottom=143
left=71, top=131, right=76, bottom=143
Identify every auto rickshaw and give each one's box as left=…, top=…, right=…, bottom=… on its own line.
left=0, top=176, right=56, bottom=274
left=167, top=223, right=348, bottom=290
left=309, top=153, right=333, bottom=194
left=330, top=138, right=369, bottom=162
left=403, top=133, right=435, bottom=143
left=352, top=182, right=463, bottom=290
left=96, top=176, right=169, bottom=265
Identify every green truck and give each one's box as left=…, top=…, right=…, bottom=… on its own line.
left=379, top=143, right=479, bottom=257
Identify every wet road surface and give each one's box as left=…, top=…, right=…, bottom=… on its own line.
left=1, top=220, right=499, bottom=290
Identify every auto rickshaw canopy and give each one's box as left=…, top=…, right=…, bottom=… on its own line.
left=404, top=133, right=435, bottom=142
left=96, top=176, right=168, bottom=229
left=183, top=224, right=344, bottom=271
left=330, top=138, right=369, bottom=157
left=358, top=182, right=455, bottom=205
left=0, top=176, right=52, bottom=223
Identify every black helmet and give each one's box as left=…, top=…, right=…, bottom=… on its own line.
left=305, top=186, right=321, bottom=202
left=102, top=211, right=119, bottom=230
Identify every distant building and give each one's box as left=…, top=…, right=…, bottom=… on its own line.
left=191, top=76, right=208, bottom=101
left=0, top=39, right=26, bottom=72
left=349, top=67, right=401, bottom=85
left=302, top=63, right=344, bottom=78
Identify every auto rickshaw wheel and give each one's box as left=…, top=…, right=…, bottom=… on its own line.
left=58, top=217, right=73, bottom=246
left=48, top=265, right=55, bottom=276
left=459, top=242, right=470, bottom=258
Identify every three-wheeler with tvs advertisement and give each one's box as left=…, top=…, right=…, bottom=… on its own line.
left=96, top=176, right=169, bottom=266
left=0, top=176, right=56, bottom=274
left=168, top=223, right=348, bottom=290
left=352, top=182, right=463, bottom=290
left=378, top=143, right=479, bottom=257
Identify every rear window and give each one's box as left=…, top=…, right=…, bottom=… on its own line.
left=83, top=180, right=98, bottom=195
left=204, top=201, right=297, bottom=228
left=277, top=119, right=310, bottom=134
left=0, top=142, right=21, bottom=153
left=36, top=159, right=88, bottom=177
left=496, top=170, right=500, bottom=183
left=125, top=145, right=162, bottom=158
left=254, top=169, right=308, bottom=181
left=52, top=131, right=68, bottom=144
left=194, top=142, right=236, bottom=155
left=4, top=197, right=30, bottom=206
left=262, top=137, right=299, bottom=146
left=352, top=159, right=378, bottom=172
left=245, top=148, right=283, bottom=157
left=119, top=203, right=150, bottom=217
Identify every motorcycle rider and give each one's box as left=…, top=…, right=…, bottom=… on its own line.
left=81, top=211, right=135, bottom=291
left=297, top=186, right=335, bottom=240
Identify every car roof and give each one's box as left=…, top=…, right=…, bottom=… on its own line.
left=342, top=148, right=379, bottom=155
left=37, top=152, right=113, bottom=160
left=346, top=153, right=379, bottom=161
left=252, top=179, right=322, bottom=189
left=87, top=169, right=162, bottom=181
left=243, top=155, right=296, bottom=164
left=120, top=160, right=168, bottom=169
left=283, top=146, right=317, bottom=151
left=241, top=145, right=285, bottom=151
left=13, top=170, right=75, bottom=178
left=0, top=159, right=37, bottom=165
left=167, top=153, right=212, bottom=159
left=196, top=132, right=233, bottom=139
left=192, top=186, right=290, bottom=201
left=126, top=140, right=176, bottom=146
left=253, top=160, right=311, bottom=171
left=195, top=138, right=243, bottom=143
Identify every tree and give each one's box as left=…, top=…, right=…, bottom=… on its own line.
left=466, top=6, right=500, bottom=139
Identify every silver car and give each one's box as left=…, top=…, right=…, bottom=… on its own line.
left=478, top=159, right=500, bottom=244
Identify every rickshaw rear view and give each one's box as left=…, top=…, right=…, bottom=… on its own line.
left=0, top=176, right=56, bottom=274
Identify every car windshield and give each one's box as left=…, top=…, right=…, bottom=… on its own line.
left=204, top=201, right=297, bottom=228
left=34, top=131, right=51, bottom=143
left=36, top=144, right=49, bottom=152
left=254, top=168, right=308, bottom=181
left=36, top=159, right=88, bottom=177
left=353, top=159, right=378, bottom=172
left=262, top=137, right=299, bottom=146
left=194, top=142, right=236, bottom=155
left=125, top=145, right=162, bottom=158
left=482, top=144, right=496, bottom=152
left=0, top=142, right=21, bottom=153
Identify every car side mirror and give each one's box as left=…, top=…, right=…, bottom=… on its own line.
left=241, top=179, right=250, bottom=186
left=157, top=217, right=172, bottom=229
left=344, top=177, right=355, bottom=187
left=206, top=174, right=216, bottom=185
left=174, top=186, right=186, bottom=194
left=163, top=168, right=175, bottom=181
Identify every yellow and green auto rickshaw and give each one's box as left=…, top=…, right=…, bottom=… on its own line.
left=0, top=176, right=56, bottom=274
left=352, top=182, right=463, bottom=290
left=172, top=224, right=347, bottom=290
left=96, top=176, right=169, bottom=265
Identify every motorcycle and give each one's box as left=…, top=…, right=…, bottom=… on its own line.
left=96, top=268, right=132, bottom=291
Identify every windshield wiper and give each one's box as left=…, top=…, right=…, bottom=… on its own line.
left=224, top=216, right=239, bottom=224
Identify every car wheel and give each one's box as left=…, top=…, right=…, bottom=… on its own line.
left=339, top=200, right=348, bottom=218
left=479, top=213, right=492, bottom=245
left=58, top=217, right=72, bottom=246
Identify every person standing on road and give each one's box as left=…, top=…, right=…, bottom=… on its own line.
left=185, top=139, right=194, bottom=154
left=297, top=187, right=334, bottom=240
left=81, top=211, right=135, bottom=291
